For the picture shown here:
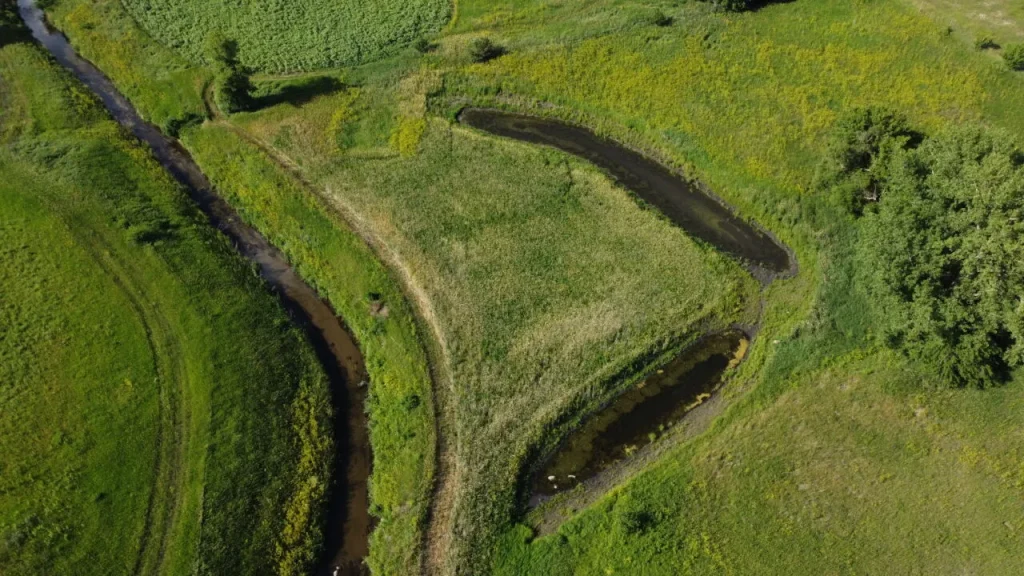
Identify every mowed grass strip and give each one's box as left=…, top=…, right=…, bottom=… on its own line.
left=0, top=32, right=331, bottom=576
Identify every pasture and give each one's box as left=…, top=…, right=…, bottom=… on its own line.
left=0, top=31, right=331, bottom=576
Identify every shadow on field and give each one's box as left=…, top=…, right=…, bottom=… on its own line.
left=254, top=75, right=344, bottom=109
left=746, top=0, right=797, bottom=13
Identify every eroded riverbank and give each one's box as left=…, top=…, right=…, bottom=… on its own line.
left=16, top=1, right=371, bottom=573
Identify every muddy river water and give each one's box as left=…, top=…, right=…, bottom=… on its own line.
left=17, top=1, right=370, bottom=573
left=530, top=331, right=748, bottom=502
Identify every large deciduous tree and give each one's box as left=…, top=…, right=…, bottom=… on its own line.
left=860, top=126, right=1024, bottom=387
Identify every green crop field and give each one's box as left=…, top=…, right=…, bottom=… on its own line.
left=0, top=23, right=332, bottom=576
left=16, top=0, right=1024, bottom=574
left=118, top=0, right=450, bottom=73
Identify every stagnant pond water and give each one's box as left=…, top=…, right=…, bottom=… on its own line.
left=17, top=1, right=370, bottom=573
left=531, top=332, right=747, bottom=502
left=459, top=108, right=793, bottom=276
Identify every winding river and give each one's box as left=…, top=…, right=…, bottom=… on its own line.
left=16, top=1, right=370, bottom=574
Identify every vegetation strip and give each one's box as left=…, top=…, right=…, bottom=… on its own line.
left=15, top=1, right=371, bottom=573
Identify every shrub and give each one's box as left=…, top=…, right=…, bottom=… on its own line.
left=0, top=0, right=27, bottom=46
left=617, top=506, right=656, bottom=535
left=162, top=113, right=205, bottom=138
left=412, top=37, right=432, bottom=54
left=469, top=37, right=504, bottom=63
left=859, top=126, right=1024, bottom=388
left=651, top=10, right=673, bottom=27
left=1003, top=43, right=1024, bottom=71
left=700, top=0, right=753, bottom=12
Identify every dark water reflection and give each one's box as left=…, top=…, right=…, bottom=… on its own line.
left=16, top=1, right=370, bottom=573
left=531, top=332, right=747, bottom=502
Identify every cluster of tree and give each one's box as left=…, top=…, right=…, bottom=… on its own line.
left=204, top=32, right=252, bottom=114
left=1, top=0, right=26, bottom=46
left=822, top=108, right=1024, bottom=387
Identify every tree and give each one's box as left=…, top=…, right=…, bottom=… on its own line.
left=469, top=37, right=504, bottom=63
left=0, top=0, right=26, bottom=46
left=204, top=31, right=251, bottom=114
left=859, top=126, right=1024, bottom=387
left=1004, top=43, right=1024, bottom=71
left=816, top=107, right=920, bottom=215
left=214, top=69, right=253, bottom=114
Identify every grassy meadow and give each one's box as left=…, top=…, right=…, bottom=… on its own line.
left=907, top=0, right=1024, bottom=46
left=0, top=25, right=332, bottom=576
left=33, top=0, right=1024, bottom=574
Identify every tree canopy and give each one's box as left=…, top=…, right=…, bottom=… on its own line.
left=1, top=0, right=26, bottom=46
left=204, top=33, right=252, bottom=114
left=859, top=126, right=1024, bottom=387
left=816, top=107, right=920, bottom=215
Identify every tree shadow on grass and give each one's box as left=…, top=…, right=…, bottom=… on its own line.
left=252, top=75, right=344, bottom=110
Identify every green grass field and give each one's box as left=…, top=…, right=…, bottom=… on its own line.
left=119, top=0, right=450, bottom=73
left=28, top=0, right=1024, bottom=574
left=0, top=29, right=332, bottom=576
left=908, top=0, right=1024, bottom=46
